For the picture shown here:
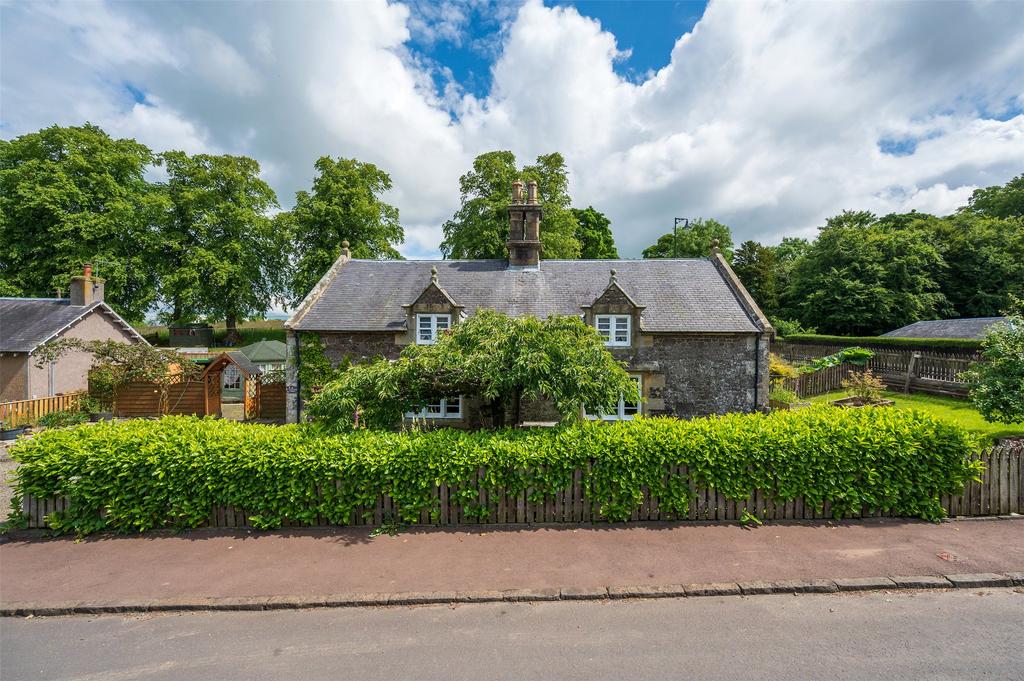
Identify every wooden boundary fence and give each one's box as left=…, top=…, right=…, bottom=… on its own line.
left=1, top=392, right=85, bottom=429
left=774, top=342, right=977, bottom=398
left=21, top=442, right=1022, bottom=529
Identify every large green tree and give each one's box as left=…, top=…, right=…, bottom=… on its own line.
left=641, top=219, right=734, bottom=260
left=0, top=124, right=163, bottom=321
left=732, top=240, right=778, bottom=315
left=924, top=212, right=1024, bottom=318
left=440, top=151, right=581, bottom=259
left=571, top=206, right=618, bottom=259
left=780, top=211, right=950, bottom=335
left=286, top=157, right=403, bottom=305
left=158, top=152, right=288, bottom=341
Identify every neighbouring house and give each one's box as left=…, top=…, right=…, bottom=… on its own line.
left=284, top=181, right=773, bottom=426
left=237, top=339, right=287, bottom=374
left=882, top=317, right=1006, bottom=339
left=0, top=266, right=147, bottom=402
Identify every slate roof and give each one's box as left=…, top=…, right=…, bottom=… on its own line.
left=0, top=298, right=145, bottom=352
left=290, top=259, right=762, bottom=334
left=882, top=317, right=1007, bottom=339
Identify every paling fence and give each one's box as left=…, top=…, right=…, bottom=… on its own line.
left=21, top=441, right=1022, bottom=529
left=0, top=392, right=85, bottom=429
left=774, top=342, right=978, bottom=398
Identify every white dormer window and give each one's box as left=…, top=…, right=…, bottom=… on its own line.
left=416, top=314, right=450, bottom=345
left=596, top=315, right=631, bottom=346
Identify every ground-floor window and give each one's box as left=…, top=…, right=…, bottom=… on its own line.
left=406, top=396, right=462, bottom=419
left=585, top=376, right=642, bottom=421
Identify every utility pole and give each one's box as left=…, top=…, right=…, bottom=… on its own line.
left=673, top=218, right=689, bottom=258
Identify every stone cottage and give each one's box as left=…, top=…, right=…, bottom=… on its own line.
left=285, top=181, right=772, bottom=425
left=0, top=266, right=147, bottom=402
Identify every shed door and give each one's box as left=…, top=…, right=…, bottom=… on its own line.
left=206, top=374, right=222, bottom=418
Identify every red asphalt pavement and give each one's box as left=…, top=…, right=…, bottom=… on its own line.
left=1, top=519, right=1022, bottom=606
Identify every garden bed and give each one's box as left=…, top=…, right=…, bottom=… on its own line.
left=831, top=396, right=895, bottom=408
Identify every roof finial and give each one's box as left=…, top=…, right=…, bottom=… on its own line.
left=430, top=265, right=438, bottom=284
left=710, top=238, right=721, bottom=255
left=609, top=268, right=617, bottom=285
left=342, top=240, right=351, bottom=257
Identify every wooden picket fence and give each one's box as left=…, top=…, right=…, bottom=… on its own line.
left=774, top=342, right=978, bottom=398
left=21, top=442, right=1022, bottom=529
left=0, top=392, right=85, bottom=429
left=779, top=364, right=851, bottom=398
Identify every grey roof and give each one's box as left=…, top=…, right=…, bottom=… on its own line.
left=291, top=259, right=761, bottom=333
left=883, top=317, right=1007, bottom=339
left=0, top=298, right=145, bottom=352
left=226, top=351, right=262, bottom=376
left=237, top=339, right=287, bottom=363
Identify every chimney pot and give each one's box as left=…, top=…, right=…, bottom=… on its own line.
left=512, top=180, right=524, bottom=203
left=526, top=181, right=538, bottom=204
left=83, top=263, right=93, bottom=278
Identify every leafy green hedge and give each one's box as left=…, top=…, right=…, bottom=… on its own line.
left=8, top=408, right=981, bottom=535
left=781, top=334, right=982, bottom=352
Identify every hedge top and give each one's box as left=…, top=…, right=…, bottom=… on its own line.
left=780, top=334, right=982, bottom=351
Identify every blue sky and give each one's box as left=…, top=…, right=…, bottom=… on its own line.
left=410, top=1, right=708, bottom=98
left=2, top=0, right=1023, bottom=262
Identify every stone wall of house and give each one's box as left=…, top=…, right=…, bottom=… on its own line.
left=0, top=354, right=28, bottom=403
left=611, top=333, right=768, bottom=417
left=318, top=331, right=402, bottom=364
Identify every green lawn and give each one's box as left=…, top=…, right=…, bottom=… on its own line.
left=808, top=390, right=1024, bottom=443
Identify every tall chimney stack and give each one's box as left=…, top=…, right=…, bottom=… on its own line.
left=507, top=180, right=542, bottom=268
left=69, top=264, right=105, bottom=306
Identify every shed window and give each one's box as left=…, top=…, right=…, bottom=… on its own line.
left=416, top=314, right=450, bottom=345
left=596, top=315, right=631, bottom=346
left=585, top=376, right=642, bottom=421
left=222, top=365, right=242, bottom=390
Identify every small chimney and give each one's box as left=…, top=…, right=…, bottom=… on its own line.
left=507, top=180, right=542, bottom=268
left=69, top=263, right=104, bottom=306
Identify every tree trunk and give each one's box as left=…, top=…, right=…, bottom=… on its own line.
left=225, top=313, right=241, bottom=346
left=512, top=386, right=522, bottom=428
left=489, top=398, right=506, bottom=429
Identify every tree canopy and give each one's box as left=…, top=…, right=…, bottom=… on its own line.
left=157, top=151, right=289, bottom=341
left=0, top=124, right=164, bottom=321
left=732, top=240, right=778, bottom=315
left=571, top=206, right=618, bottom=259
left=285, top=157, right=403, bottom=305
left=440, top=151, right=581, bottom=260
left=779, top=212, right=950, bottom=335
left=641, top=219, right=734, bottom=260
left=307, top=310, right=635, bottom=431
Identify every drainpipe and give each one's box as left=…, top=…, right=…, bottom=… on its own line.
left=295, top=333, right=302, bottom=422
left=753, top=332, right=762, bottom=411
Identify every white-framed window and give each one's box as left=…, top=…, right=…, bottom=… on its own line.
left=406, top=396, right=462, bottom=419
left=222, top=365, right=242, bottom=390
left=596, top=314, right=631, bottom=346
left=416, top=314, right=451, bottom=345
left=585, top=376, right=642, bottom=421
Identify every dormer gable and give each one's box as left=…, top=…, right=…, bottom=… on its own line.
left=581, top=268, right=645, bottom=317
left=401, top=266, right=464, bottom=342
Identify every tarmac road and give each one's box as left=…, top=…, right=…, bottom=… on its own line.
left=3, top=589, right=1022, bottom=681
